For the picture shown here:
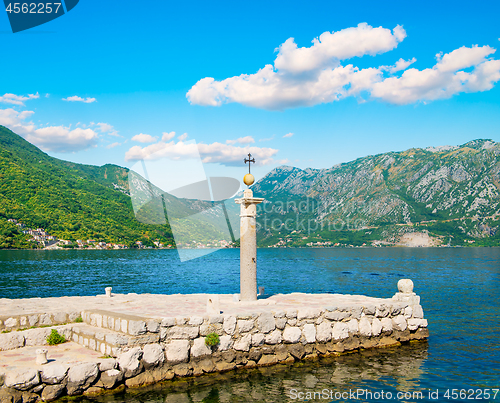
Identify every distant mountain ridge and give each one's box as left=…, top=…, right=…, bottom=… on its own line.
left=251, top=139, right=500, bottom=247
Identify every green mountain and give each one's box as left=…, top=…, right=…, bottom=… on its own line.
left=0, top=126, right=228, bottom=249
left=252, top=140, right=500, bottom=247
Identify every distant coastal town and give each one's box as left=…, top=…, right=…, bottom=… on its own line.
left=5, top=218, right=237, bottom=250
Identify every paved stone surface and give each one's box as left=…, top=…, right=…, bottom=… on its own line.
left=0, top=292, right=392, bottom=320
left=0, top=343, right=103, bottom=375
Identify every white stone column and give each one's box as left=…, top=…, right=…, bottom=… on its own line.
left=235, top=189, right=264, bottom=301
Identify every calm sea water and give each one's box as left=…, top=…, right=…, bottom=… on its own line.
left=1, top=248, right=499, bottom=402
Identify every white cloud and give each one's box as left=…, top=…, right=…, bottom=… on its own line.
left=187, top=24, right=500, bottom=109
left=283, top=132, right=293, bottom=138
left=274, top=23, right=406, bottom=74
left=386, top=57, right=417, bottom=73
left=0, top=92, right=39, bottom=106
left=106, top=142, right=121, bottom=149
left=95, top=122, right=119, bottom=137
left=125, top=137, right=278, bottom=166
left=178, top=133, right=189, bottom=141
left=226, top=136, right=255, bottom=145
left=0, top=108, right=98, bottom=152
left=162, top=131, right=176, bottom=141
left=62, top=96, right=96, bottom=103
left=132, top=133, right=157, bottom=143
left=371, top=46, right=500, bottom=104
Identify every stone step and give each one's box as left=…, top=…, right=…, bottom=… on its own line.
left=81, top=309, right=161, bottom=337
left=71, top=323, right=160, bottom=357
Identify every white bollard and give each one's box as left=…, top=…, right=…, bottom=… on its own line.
left=36, top=348, right=48, bottom=365
left=105, top=287, right=112, bottom=298
left=207, top=295, right=221, bottom=315
left=258, top=286, right=265, bottom=296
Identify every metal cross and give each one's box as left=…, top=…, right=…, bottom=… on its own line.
left=244, top=153, right=255, bottom=174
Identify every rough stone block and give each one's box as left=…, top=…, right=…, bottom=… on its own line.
left=208, top=315, right=223, bottom=324
left=265, top=329, right=282, bottom=345
left=316, top=322, right=332, bottom=342
left=41, top=384, right=65, bottom=401
left=285, top=309, right=297, bottom=319
left=257, top=312, right=275, bottom=333
left=218, top=335, right=233, bottom=351
left=67, top=363, right=99, bottom=395
left=237, top=320, right=254, bottom=333
left=233, top=334, right=252, bottom=351
left=324, top=311, right=350, bottom=321
left=161, top=317, right=176, bottom=327
left=191, top=338, right=212, bottom=357
left=5, top=368, right=40, bottom=391
left=223, top=316, right=236, bottom=335
left=117, top=347, right=143, bottom=378
left=0, top=332, right=25, bottom=350
left=97, top=369, right=123, bottom=389
left=302, top=324, right=316, bottom=343
left=165, top=340, right=190, bottom=363
left=283, top=327, right=301, bottom=343
left=371, top=317, right=382, bottom=336
left=359, top=317, right=372, bottom=337
left=189, top=316, right=204, bottom=326
left=381, top=317, right=393, bottom=332
left=4, top=318, right=17, bottom=328
left=251, top=333, right=265, bottom=346
left=346, top=319, right=358, bottom=335
left=146, top=320, right=160, bottom=333
left=332, top=322, right=349, bottom=340
left=392, top=315, right=407, bottom=331
left=41, top=364, right=69, bottom=384
left=128, top=320, right=147, bottom=336
left=168, top=326, right=199, bottom=339
left=98, top=358, right=116, bottom=372
left=412, top=305, right=424, bottom=319
left=297, top=308, right=321, bottom=320
left=142, top=343, right=165, bottom=368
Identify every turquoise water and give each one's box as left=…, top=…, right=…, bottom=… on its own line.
left=1, top=248, right=499, bottom=402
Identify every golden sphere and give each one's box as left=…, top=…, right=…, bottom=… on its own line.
left=243, top=173, right=255, bottom=186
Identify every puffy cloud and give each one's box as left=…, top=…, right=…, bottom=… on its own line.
left=0, top=108, right=98, bottom=152
left=162, top=131, right=176, bottom=141
left=371, top=46, right=500, bottom=104
left=125, top=137, right=278, bottom=166
left=283, top=132, right=293, bottom=138
left=178, top=133, right=189, bottom=141
left=106, top=142, right=121, bottom=149
left=187, top=23, right=500, bottom=110
left=62, top=96, right=96, bottom=103
left=226, top=136, right=255, bottom=145
left=0, top=92, right=39, bottom=106
left=132, top=133, right=157, bottom=143
left=274, top=23, right=405, bottom=74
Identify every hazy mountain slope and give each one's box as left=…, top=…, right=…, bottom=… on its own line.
left=252, top=140, right=500, bottom=246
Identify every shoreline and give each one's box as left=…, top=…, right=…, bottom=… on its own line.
left=1, top=245, right=498, bottom=252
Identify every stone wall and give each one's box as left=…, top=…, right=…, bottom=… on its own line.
left=0, top=293, right=429, bottom=402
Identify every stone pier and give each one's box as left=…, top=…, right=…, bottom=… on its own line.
left=235, top=189, right=264, bottom=301
left=0, top=280, right=429, bottom=402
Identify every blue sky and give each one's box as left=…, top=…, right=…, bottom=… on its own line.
left=1, top=0, right=499, bottom=182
